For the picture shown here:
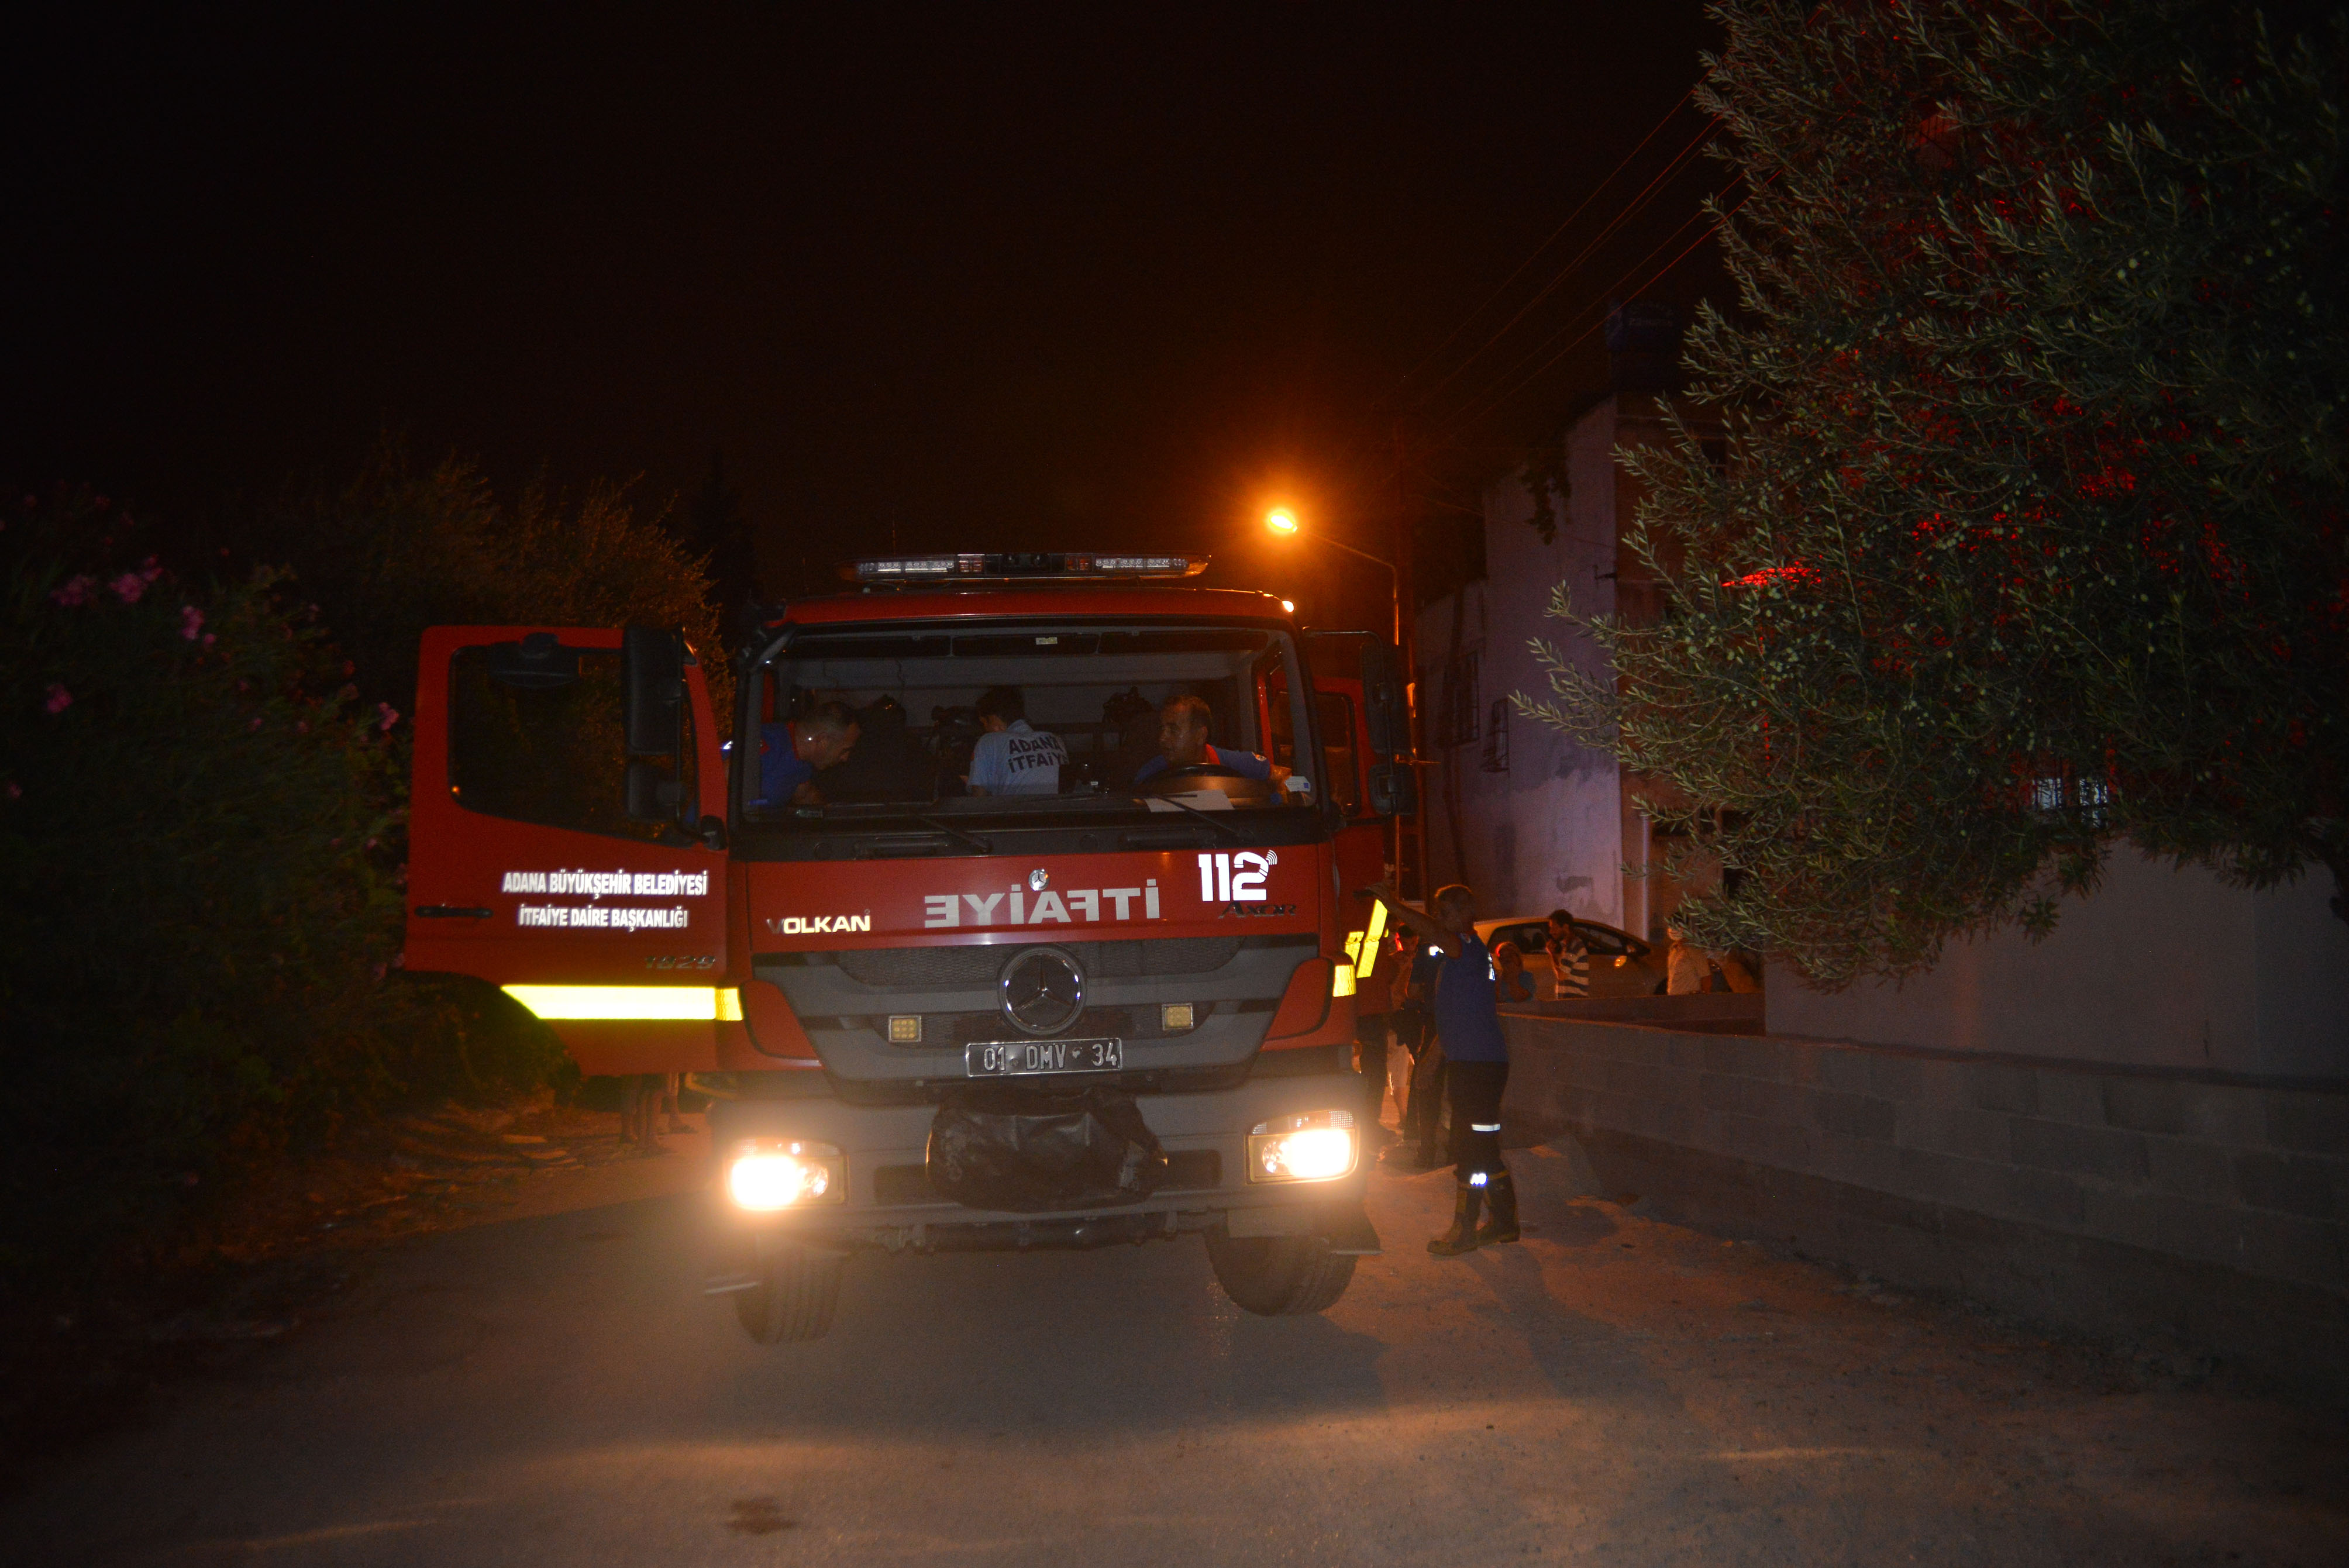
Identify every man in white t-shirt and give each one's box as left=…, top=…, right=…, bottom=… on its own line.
left=967, top=687, right=1066, bottom=795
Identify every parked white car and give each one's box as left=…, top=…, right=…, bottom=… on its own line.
left=1474, top=915, right=1663, bottom=999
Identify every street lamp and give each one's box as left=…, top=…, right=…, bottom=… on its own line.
left=1262, top=506, right=1399, bottom=645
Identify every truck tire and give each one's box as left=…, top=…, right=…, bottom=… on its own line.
left=1204, top=1228, right=1357, bottom=1316
left=733, top=1245, right=845, bottom=1344
left=619, top=1075, right=660, bottom=1152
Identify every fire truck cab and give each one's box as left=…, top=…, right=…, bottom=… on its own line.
left=402, top=552, right=1417, bottom=1341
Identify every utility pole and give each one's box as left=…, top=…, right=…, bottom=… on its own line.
left=1390, top=413, right=1424, bottom=900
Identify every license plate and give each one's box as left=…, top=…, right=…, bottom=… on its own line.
left=965, top=1038, right=1124, bottom=1077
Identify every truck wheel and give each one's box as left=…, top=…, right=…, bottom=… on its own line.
left=1204, top=1228, right=1357, bottom=1316
left=733, top=1245, right=845, bottom=1344
left=621, top=1075, right=671, bottom=1152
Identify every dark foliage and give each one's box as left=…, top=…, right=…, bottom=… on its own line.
left=1523, top=1, right=2347, bottom=981
left=0, top=493, right=559, bottom=1270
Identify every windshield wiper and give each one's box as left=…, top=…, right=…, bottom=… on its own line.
left=915, top=815, right=994, bottom=855
left=1129, top=792, right=1242, bottom=843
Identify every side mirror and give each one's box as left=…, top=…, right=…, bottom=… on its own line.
left=625, top=760, right=682, bottom=821
left=622, top=626, right=685, bottom=759
left=1361, top=640, right=1411, bottom=759
left=1368, top=761, right=1418, bottom=819
left=622, top=626, right=692, bottom=826
left=1361, top=639, right=1415, bottom=819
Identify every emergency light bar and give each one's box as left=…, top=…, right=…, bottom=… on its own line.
left=841, top=552, right=1210, bottom=584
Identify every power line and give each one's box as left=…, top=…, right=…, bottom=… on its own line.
left=1448, top=185, right=1759, bottom=433
left=1399, top=85, right=1697, bottom=393
left=1413, top=111, right=1721, bottom=409
left=1441, top=195, right=1723, bottom=427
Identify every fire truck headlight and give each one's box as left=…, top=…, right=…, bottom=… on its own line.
left=725, top=1139, right=845, bottom=1211
left=1248, top=1111, right=1357, bottom=1183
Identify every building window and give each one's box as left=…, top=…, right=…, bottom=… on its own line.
left=1480, top=697, right=1510, bottom=773
left=1435, top=652, right=1480, bottom=749
left=2031, top=771, right=2115, bottom=829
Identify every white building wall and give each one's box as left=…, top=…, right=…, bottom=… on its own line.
left=1417, top=396, right=2347, bottom=1076
left=1418, top=397, right=1627, bottom=927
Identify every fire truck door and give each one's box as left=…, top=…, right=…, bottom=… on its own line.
left=1307, top=633, right=1408, bottom=1003
left=402, top=626, right=731, bottom=1077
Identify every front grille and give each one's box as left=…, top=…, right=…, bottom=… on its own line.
left=836, top=945, right=1003, bottom=988
left=866, top=1005, right=1209, bottom=1048
left=815, top=936, right=1255, bottom=991
left=873, top=1148, right=1222, bottom=1207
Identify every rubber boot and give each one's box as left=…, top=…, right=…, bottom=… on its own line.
left=1474, top=1170, right=1520, bottom=1245
left=1428, top=1183, right=1483, bottom=1256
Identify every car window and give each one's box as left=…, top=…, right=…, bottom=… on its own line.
left=1578, top=926, right=1629, bottom=956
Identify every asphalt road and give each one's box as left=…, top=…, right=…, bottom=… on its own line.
left=11, top=1122, right=2345, bottom=1567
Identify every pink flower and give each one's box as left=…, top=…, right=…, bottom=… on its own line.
left=249, top=716, right=263, bottom=731
left=43, top=684, right=71, bottom=714
left=4, top=781, right=21, bottom=800
left=108, top=572, right=149, bottom=604
left=202, top=634, right=216, bottom=647
left=377, top=702, right=400, bottom=732
left=50, top=575, right=97, bottom=607
left=180, top=605, right=205, bottom=640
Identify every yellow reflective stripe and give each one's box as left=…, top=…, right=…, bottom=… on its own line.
left=502, top=984, right=720, bottom=1021
left=717, top=988, right=743, bottom=1022
left=1356, top=899, right=1388, bottom=978
left=1343, top=929, right=1366, bottom=964
left=1331, top=961, right=1357, bottom=998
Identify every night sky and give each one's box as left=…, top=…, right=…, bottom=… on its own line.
left=7, top=5, right=1723, bottom=628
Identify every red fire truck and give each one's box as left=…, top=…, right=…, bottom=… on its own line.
left=402, top=552, right=1417, bottom=1341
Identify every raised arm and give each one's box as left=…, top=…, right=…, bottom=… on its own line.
left=1362, top=881, right=1441, bottom=942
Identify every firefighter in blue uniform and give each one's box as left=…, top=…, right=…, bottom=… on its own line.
left=1363, top=880, right=1519, bottom=1254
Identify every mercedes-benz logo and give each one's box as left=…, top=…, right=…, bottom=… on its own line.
left=1028, top=868, right=1050, bottom=891
left=1000, top=946, right=1086, bottom=1036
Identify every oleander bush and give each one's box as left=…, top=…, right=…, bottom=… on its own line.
left=0, top=492, right=556, bottom=1273
left=1524, top=0, right=2347, bottom=983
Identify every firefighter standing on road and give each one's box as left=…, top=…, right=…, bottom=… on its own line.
left=1363, top=880, right=1519, bottom=1255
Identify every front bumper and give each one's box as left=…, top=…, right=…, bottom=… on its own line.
left=705, top=1067, right=1373, bottom=1250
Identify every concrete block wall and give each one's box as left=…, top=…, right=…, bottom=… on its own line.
left=1500, top=1015, right=2349, bottom=1392
left=1766, top=852, right=2349, bottom=1080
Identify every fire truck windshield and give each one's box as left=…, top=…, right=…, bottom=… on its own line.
left=742, top=621, right=1325, bottom=835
